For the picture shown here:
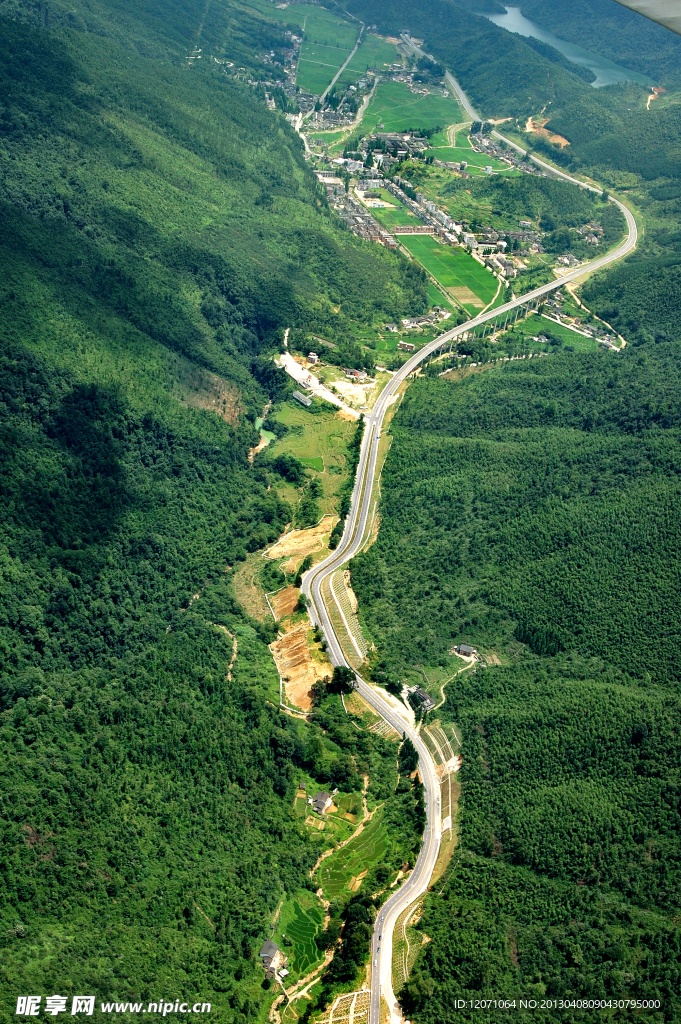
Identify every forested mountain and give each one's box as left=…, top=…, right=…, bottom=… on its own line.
left=352, top=350, right=681, bottom=1019
left=346, top=0, right=592, bottom=118
left=0, top=0, right=427, bottom=1014
left=517, top=0, right=681, bottom=83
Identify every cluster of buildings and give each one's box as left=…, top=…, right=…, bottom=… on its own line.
left=329, top=189, right=398, bottom=248
left=542, top=293, right=620, bottom=348
left=468, top=130, right=542, bottom=176
left=399, top=308, right=451, bottom=331
left=309, top=107, right=357, bottom=130
left=506, top=224, right=546, bottom=253
left=576, top=221, right=604, bottom=245
left=484, top=252, right=518, bottom=278
left=388, top=68, right=450, bottom=101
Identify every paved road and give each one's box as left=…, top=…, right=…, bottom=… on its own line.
left=318, top=22, right=364, bottom=105
left=277, top=352, right=360, bottom=419
left=302, top=60, right=637, bottom=1024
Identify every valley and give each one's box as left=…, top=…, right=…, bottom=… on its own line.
left=1, top=0, right=681, bottom=1023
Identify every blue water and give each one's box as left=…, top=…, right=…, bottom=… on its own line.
left=485, top=6, right=652, bottom=88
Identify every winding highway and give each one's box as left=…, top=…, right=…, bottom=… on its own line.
left=301, top=63, right=638, bottom=1024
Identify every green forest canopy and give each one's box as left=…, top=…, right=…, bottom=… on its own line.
left=0, top=0, right=430, bottom=1014
left=351, top=345, right=681, bottom=1019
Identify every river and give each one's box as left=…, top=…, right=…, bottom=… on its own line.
left=485, top=6, right=652, bottom=87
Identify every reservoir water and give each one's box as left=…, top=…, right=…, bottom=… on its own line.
left=485, top=6, right=652, bottom=88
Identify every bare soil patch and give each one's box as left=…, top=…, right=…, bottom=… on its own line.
left=526, top=117, right=570, bottom=148
left=336, top=407, right=358, bottom=422
left=270, top=625, right=332, bottom=710
left=265, top=516, right=337, bottom=571
left=182, top=367, right=241, bottom=424
left=271, top=585, right=300, bottom=620
left=450, top=285, right=483, bottom=307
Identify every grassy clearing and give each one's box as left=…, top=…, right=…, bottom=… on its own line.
left=362, top=80, right=462, bottom=133
left=309, top=130, right=347, bottom=145
left=300, top=456, right=325, bottom=471
left=399, top=236, right=497, bottom=314
left=428, top=126, right=453, bottom=146
left=428, top=282, right=456, bottom=312
left=246, top=0, right=355, bottom=46
left=371, top=203, right=420, bottom=229
left=428, top=146, right=507, bottom=170
left=337, top=34, right=399, bottom=84
left=503, top=311, right=603, bottom=352
left=318, top=809, right=388, bottom=897
left=274, top=890, right=326, bottom=981
left=267, top=401, right=357, bottom=516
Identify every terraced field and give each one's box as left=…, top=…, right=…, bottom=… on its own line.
left=399, top=235, right=498, bottom=314
left=318, top=809, right=388, bottom=897
left=275, top=891, right=325, bottom=979
left=267, top=401, right=356, bottom=515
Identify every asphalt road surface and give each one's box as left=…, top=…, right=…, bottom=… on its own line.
left=301, top=67, right=638, bottom=1024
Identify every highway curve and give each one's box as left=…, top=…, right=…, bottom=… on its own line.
left=301, top=69, right=638, bottom=1024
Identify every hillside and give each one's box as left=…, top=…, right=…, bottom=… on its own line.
left=346, top=0, right=592, bottom=119
left=518, top=0, right=681, bottom=84
left=0, top=0, right=427, bottom=1015
left=352, top=350, right=681, bottom=1017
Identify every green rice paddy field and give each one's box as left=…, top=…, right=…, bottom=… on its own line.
left=362, top=80, right=462, bottom=133
left=318, top=809, right=388, bottom=898
left=299, top=456, right=324, bottom=471
left=428, top=282, right=455, bottom=311
left=245, top=0, right=357, bottom=94
left=273, top=891, right=325, bottom=980
left=400, top=235, right=498, bottom=314
left=297, top=42, right=355, bottom=94
left=371, top=203, right=420, bottom=229
left=246, top=0, right=354, bottom=42
left=337, top=33, right=398, bottom=85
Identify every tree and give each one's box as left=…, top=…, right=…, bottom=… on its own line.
left=295, top=554, right=313, bottom=587
left=328, top=665, right=355, bottom=694
left=399, top=736, right=419, bottom=774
